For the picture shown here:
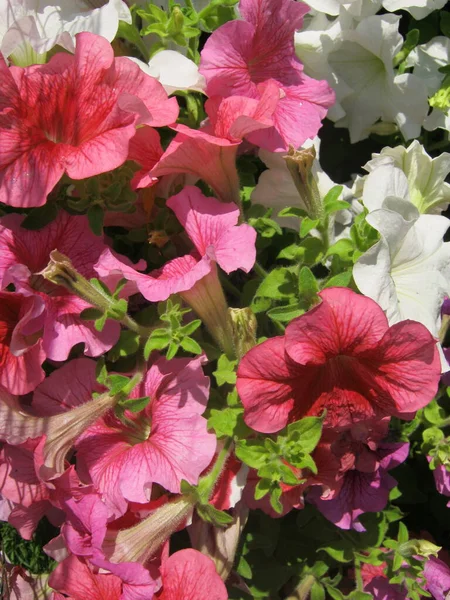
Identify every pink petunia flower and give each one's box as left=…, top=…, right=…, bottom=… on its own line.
left=0, top=290, right=45, bottom=394
left=147, top=84, right=280, bottom=204
left=0, top=31, right=178, bottom=208
left=0, top=210, right=122, bottom=361
left=199, top=0, right=335, bottom=152
left=236, top=287, right=441, bottom=433
left=0, top=358, right=112, bottom=479
left=76, top=355, right=216, bottom=518
left=95, top=186, right=256, bottom=355
left=158, top=549, right=227, bottom=600
left=49, top=555, right=122, bottom=600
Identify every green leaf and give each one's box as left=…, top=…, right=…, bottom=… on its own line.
left=118, top=396, right=151, bottom=413
left=94, top=312, right=108, bottom=332
left=213, top=354, right=238, bottom=386
left=87, top=204, right=104, bottom=236
left=236, top=440, right=268, bottom=469
left=21, top=203, right=58, bottom=230
left=179, top=319, right=202, bottom=336
left=95, top=358, right=108, bottom=385
left=300, top=217, right=320, bottom=238
left=323, top=271, right=353, bottom=289
left=298, top=237, right=324, bottom=266
left=323, top=185, right=343, bottom=206
left=90, top=277, right=112, bottom=297
left=325, top=586, right=345, bottom=600
left=324, top=200, right=350, bottom=214
left=144, top=329, right=171, bottom=359
left=108, top=330, right=140, bottom=362
left=347, top=593, right=373, bottom=600
left=326, top=238, right=355, bottom=260
left=80, top=307, right=104, bottom=321
left=287, top=416, right=323, bottom=454
left=298, top=266, right=319, bottom=302
left=166, top=340, right=180, bottom=360
left=196, top=504, right=234, bottom=527
left=311, top=581, right=326, bottom=600
left=320, top=540, right=353, bottom=563
left=424, top=399, right=447, bottom=425
left=278, top=206, right=307, bottom=218
left=269, top=486, right=283, bottom=514
left=180, top=337, right=202, bottom=355
left=254, top=478, right=271, bottom=500
left=208, top=407, right=243, bottom=438
left=267, top=302, right=305, bottom=323
left=255, top=268, right=297, bottom=300
left=108, top=374, right=131, bottom=395
left=237, top=555, right=252, bottom=580
left=277, top=243, right=304, bottom=261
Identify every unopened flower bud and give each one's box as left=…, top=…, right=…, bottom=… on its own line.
left=398, top=539, right=441, bottom=559
left=229, top=308, right=257, bottom=358
left=283, top=146, right=323, bottom=220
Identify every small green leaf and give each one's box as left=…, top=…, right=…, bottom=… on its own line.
left=269, top=486, right=283, bottom=514
left=267, top=302, right=305, bottom=323
left=21, top=203, right=58, bottom=230
left=311, top=581, right=326, bottom=600
left=286, top=417, right=323, bottom=453
left=236, top=440, right=268, bottom=469
left=87, top=204, right=104, bottom=236
left=196, top=504, right=234, bottom=527
left=300, top=217, right=320, bottom=238
left=208, top=407, right=243, bottom=438
left=323, top=271, right=353, bottom=289
left=108, top=374, right=131, bottom=395
left=278, top=206, right=307, bottom=218
left=144, top=329, right=171, bottom=359
left=237, top=555, right=252, bottom=579
left=108, top=330, right=140, bottom=362
left=119, top=396, right=151, bottom=413
left=298, top=266, right=319, bottom=303
left=323, top=185, right=343, bottom=207
left=213, top=355, right=238, bottom=386
left=180, top=337, right=202, bottom=355
left=179, top=319, right=202, bottom=336
left=80, top=307, right=105, bottom=321
left=254, top=478, right=271, bottom=500
left=255, top=268, right=297, bottom=300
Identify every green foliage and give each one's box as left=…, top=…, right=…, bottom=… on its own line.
left=144, top=299, right=202, bottom=360
left=0, top=521, right=56, bottom=574
left=235, top=416, right=323, bottom=514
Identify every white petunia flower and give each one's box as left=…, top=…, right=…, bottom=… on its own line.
left=0, top=0, right=131, bottom=60
left=353, top=167, right=450, bottom=339
left=127, top=50, right=206, bottom=95
left=327, top=14, right=429, bottom=142
left=424, top=108, right=450, bottom=136
left=382, top=0, right=446, bottom=21
left=363, top=141, right=450, bottom=214
left=406, top=36, right=450, bottom=95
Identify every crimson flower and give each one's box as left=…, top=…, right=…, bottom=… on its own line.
left=236, top=288, right=440, bottom=433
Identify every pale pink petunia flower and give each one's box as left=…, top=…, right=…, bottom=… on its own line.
left=199, top=0, right=335, bottom=152
left=237, top=287, right=441, bottom=433
left=0, top=31, right=178, bottom=208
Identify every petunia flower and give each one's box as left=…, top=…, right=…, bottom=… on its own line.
left=327, top=14, right=428, bottom=142
left=127, top=50, right=206, bottom=95
left=95, top=186, right=256, bottom=355
left=148, top=83, right=280, bottom=204
left=0, top=210, right=122, bottom=361
left=158, top=549, right=227, bottom=600
left=362, top=141, right=450, bottom=214
left=0, top=32, right=178, bottom=208
left=199, top=0, right=334, bottom=152
left=0, top=0, right=132, bottom=61
left=382, top=0, right=447, bottom=21
left=236, top=287, right=440, bottom=433
left=0, top=358, right=115, bottom=479
left=76, top=355, right=216, bottom=518
left=0, top=290, right=45, bottom=394
left=353, top=171, right=450, bottom=338
left=423, top=556, right=450, bottom=600
left=309, top=438, right=409, bottom=531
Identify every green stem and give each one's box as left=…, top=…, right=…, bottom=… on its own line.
left=354, top=557, right=364, bottom=592
left=198, top=438, right=233, bottom=502
left=253, top=262, right=269, bottom=279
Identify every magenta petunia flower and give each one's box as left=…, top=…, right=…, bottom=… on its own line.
left=0, top=32, right=178, bottom=208
left=148, top=85, right=279, bottom=203
left=237, top=287, right=441, bottom=433
left=424, top=556, right=450, bottom=600
left=0, top=290, right=45, bottom=395
left=0, top=210, right=122, bottom=361
left=199, top=0, right=335, bottom=151
left=76, top=355, right=216, bottom=518
left=309, top=440, right=409, bottom=531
